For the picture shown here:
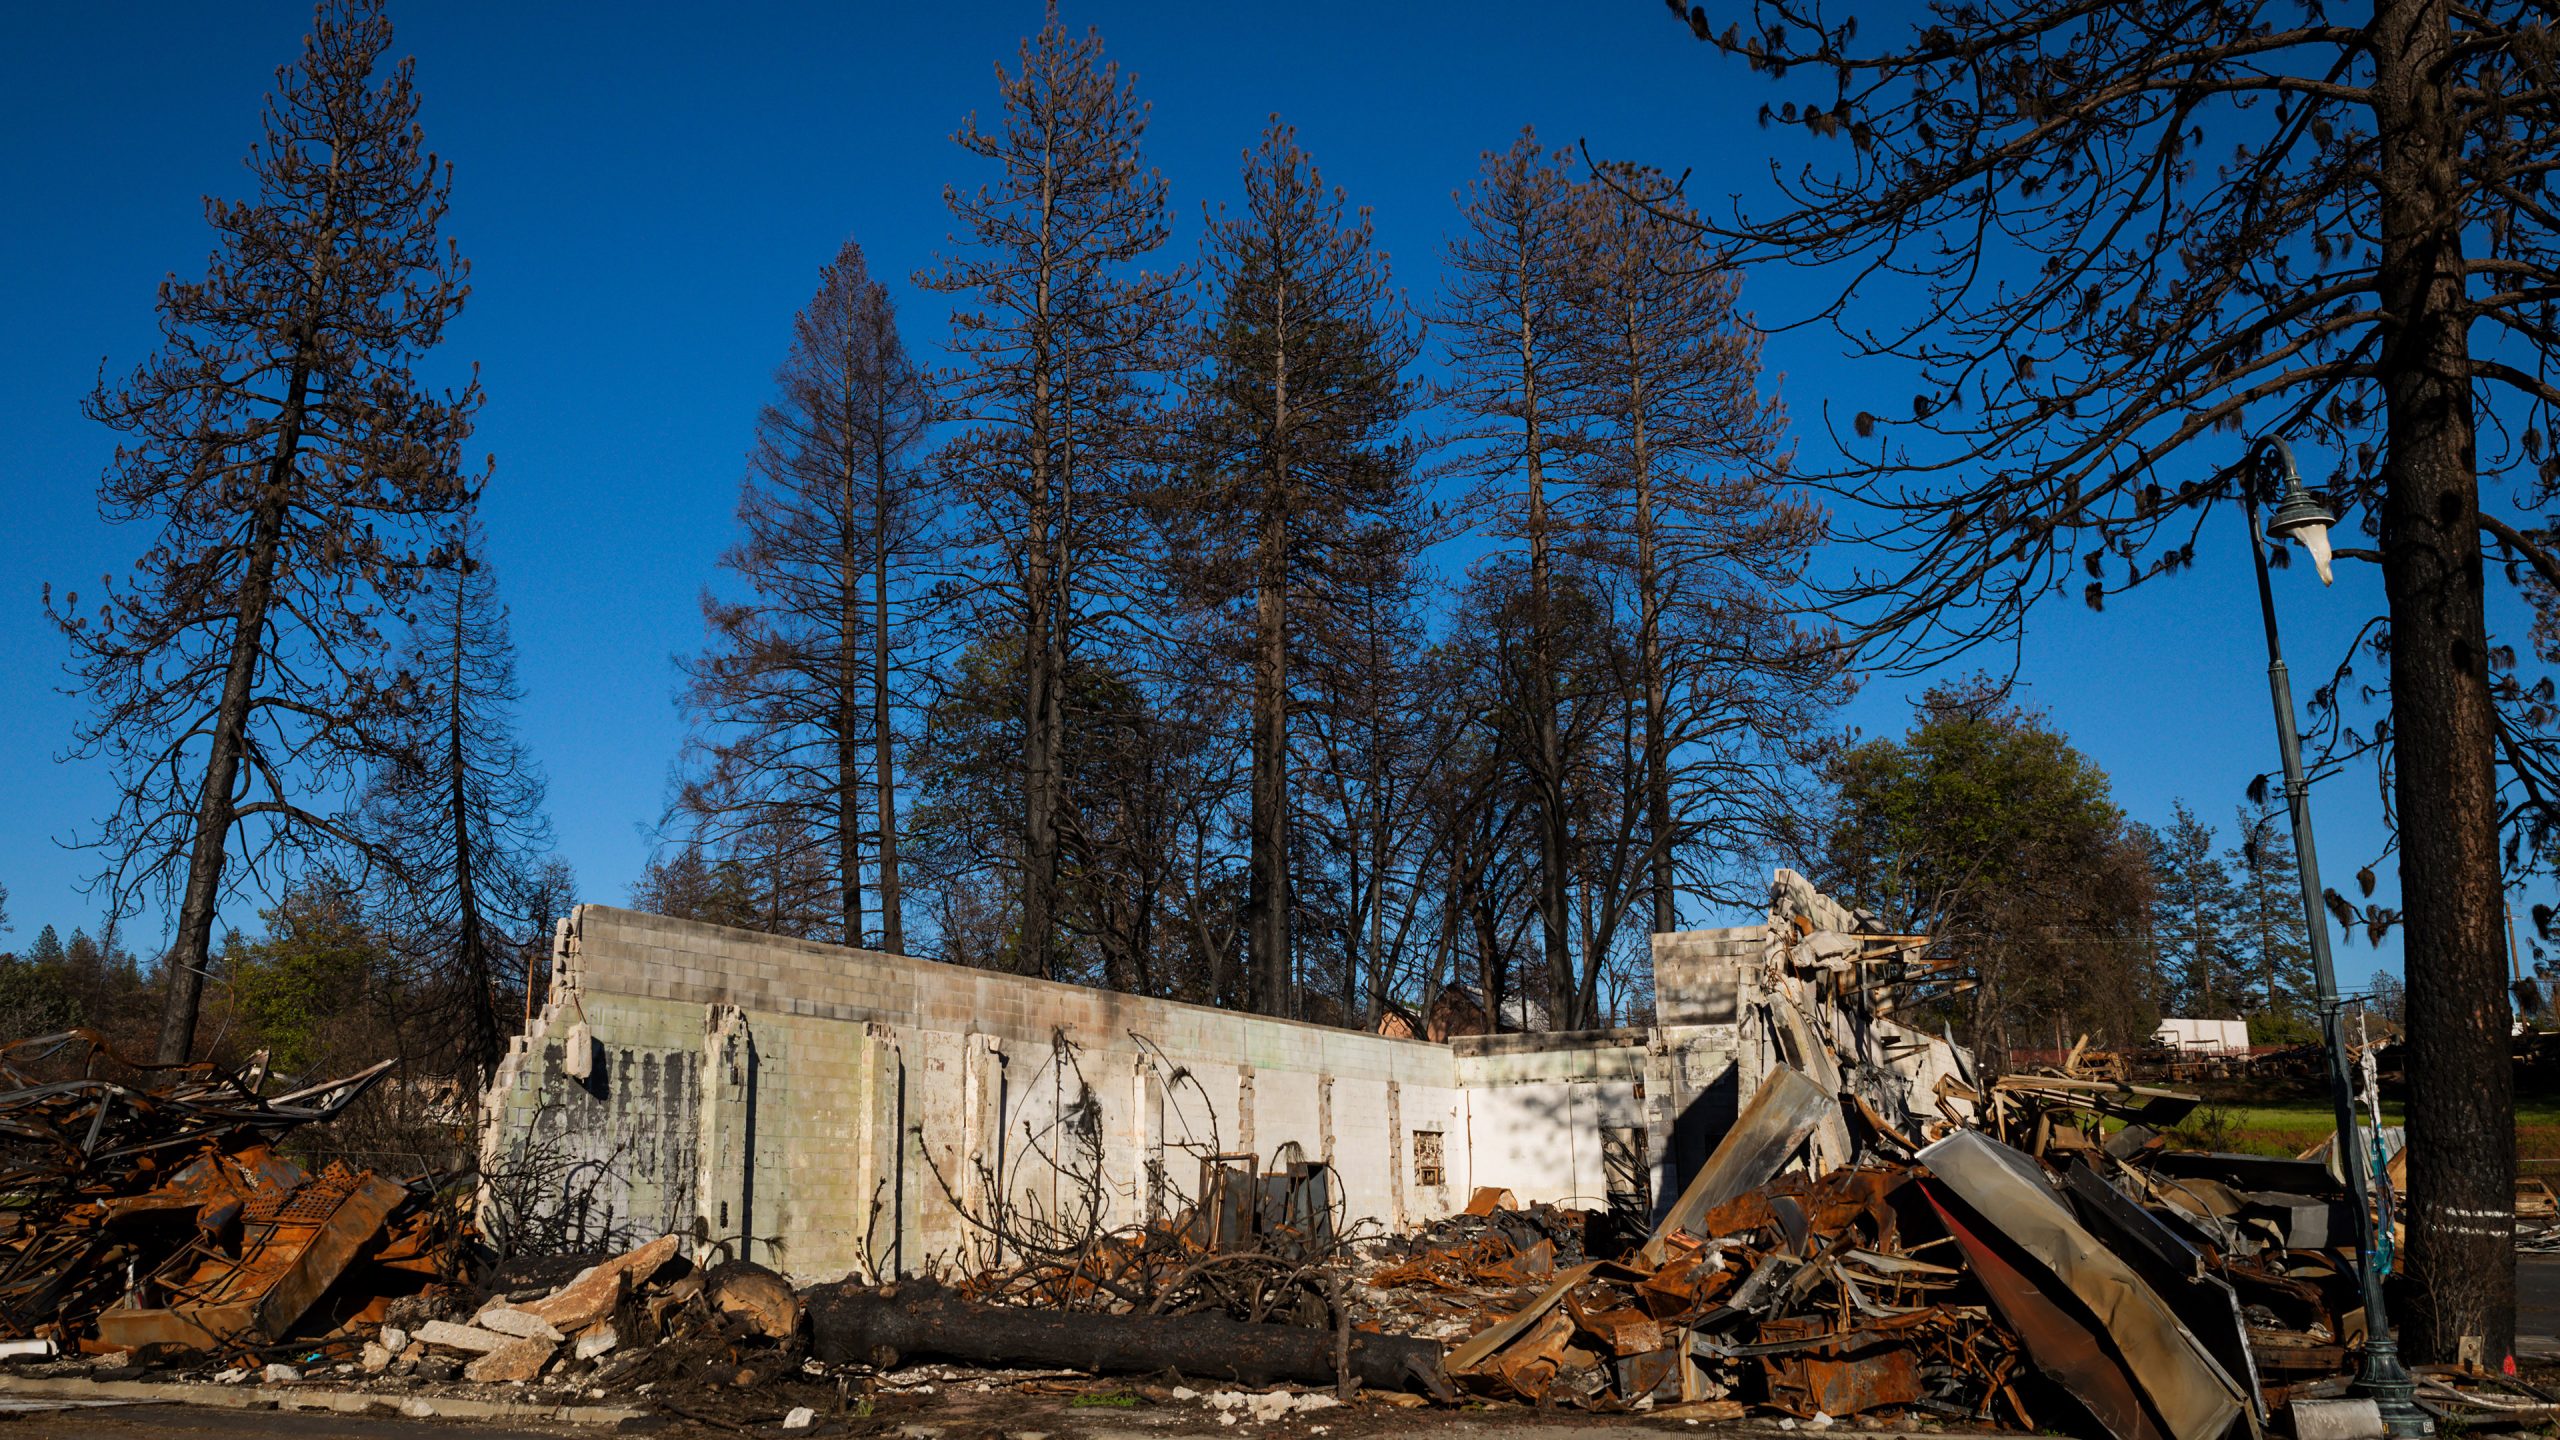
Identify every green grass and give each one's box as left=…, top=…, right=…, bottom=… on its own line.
left=2167, top=1097, right=2560, bottom=1161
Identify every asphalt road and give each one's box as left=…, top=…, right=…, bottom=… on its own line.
left=12, top=1403, right=578, bottom=1438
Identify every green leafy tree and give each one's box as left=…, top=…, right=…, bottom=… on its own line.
left=1812, top=680, right=2158, bottom=1058
left=2148, top=802, right=2241, bottom=1017
left=2229, top=804, right=2317, bottom=1018
left=221, top=877, right=378, bottom=1074
left=0, top=908, right=79, bottom=1040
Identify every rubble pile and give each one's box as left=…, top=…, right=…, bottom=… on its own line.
left=952, top=1157, right=1350, bottom=1325
left=1370, top=1060, right=2560, bottom=1437
left=369, top=1235, right=805, bottom=1397
left=0, top=1030, right=459, bottom=1358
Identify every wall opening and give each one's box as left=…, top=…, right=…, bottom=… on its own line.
left=1412, top=1129, right=1445, bottom=1189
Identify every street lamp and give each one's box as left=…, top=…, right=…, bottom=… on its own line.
left=2237, top=434, right=2429, bottom=1436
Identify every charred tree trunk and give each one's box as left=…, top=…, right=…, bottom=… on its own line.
left=159, top=422, right=300, bottom=1066
left=1633, top=400, right=1675, bottom=938
left=874, top=424, right=905, bottom=956
left=2374, top=0, right=2514, bottom=1366
left=446, top=560, right=500, bottom=1077
left=1021, top=313, right=1060, bottom=979
left=805, top=1280, right=1447, bottom=1395
left=840, top=462, right=867, bottom=951
left=1251, top=393, right=1293, bottom=1018
left=1519, top=288, right=1573, bottom=1034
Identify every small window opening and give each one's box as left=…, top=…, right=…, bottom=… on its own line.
left=1412, top=1130, right=1446, bottom=1188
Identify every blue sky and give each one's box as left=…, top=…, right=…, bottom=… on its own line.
left=0, top=1, right=2460, bottom=991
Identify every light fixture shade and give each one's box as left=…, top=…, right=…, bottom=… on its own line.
left=2268, top=481, right=2338, bottom=586
left=2293, top=522, right=2335, bottom=585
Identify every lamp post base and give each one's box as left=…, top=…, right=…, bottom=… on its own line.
left=2353, top=1335, right=2434, bottom=1437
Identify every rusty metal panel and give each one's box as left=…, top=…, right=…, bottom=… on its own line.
left=1919, top=1132, right=2245, bottom=1440
left=1644, top=1068, right=1834, bottom=1263
left=1766, top=1347, right=1924, bottom=1417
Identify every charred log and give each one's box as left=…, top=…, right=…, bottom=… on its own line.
left=804, top=1278, right=1448, bottom=1395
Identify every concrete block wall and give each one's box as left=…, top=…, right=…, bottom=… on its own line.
left=483, top=907, right=1468, bottom=1285
left=478, top=872, right=1968, bottom=1284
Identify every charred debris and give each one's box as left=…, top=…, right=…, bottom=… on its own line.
left=0, top=916, right=2538, bottom=1440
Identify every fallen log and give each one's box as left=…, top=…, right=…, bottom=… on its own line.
left=804, top=1279, right=1448, bottom=1396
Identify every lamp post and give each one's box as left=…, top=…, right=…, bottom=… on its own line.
left=2238, top=434, right=2428, bottom=1436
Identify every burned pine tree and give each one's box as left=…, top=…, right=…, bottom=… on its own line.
left=1564, top=168, right=1825, bottom=939
left=681, top=239, right=933, bottom=952
left=920, top=8, right=1186, bottom=979
left=1171, top=123, right=1422, bottom=1019
left=360, top=516, right=559, bottom=1083
left=1655, top=0, right=2554, bottom=1361
left=1436, top=131, right=1588, bottom=1033
left=55, top=0, right=478, bottom=1064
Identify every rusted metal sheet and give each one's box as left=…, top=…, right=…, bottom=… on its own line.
left=1766, top=1346, right=1925, bottom=1417
left=1644, top=1067, right=1834, bottom=1264
left=98, top=1166, right=409, bottom=1350
left=1920, top=1181, right=2163, bottom=1440
left=0, top=1032, right=450, bottom=1353
left=1919, top=1132, right=2245, bottom=1440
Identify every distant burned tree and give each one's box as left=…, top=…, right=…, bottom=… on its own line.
left=920, top=8, right=1187, bottom=978
left=1565, top=167, right=1828, bottom=935
left=1173, top=122, right=1423, bottom=1017
left=1294, top=542, right=1444, bottom=1029
left=908, top=636, right=1236, bottom=998
left=362, top=517, right=558, bottom=1082
left=681, top=239, right=933, bottom=952
left=1437, top=133, right=1826, bottom=1030
left=54, top=0, right=478, bottom=1065
left=1438, top=131, right=1588, bottom=1026
left=1656, top=0, right=2557, bottom=1359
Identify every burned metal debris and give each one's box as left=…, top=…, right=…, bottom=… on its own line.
left=1356, top=1066, right=2394, bottom=1437
left=0, top=1030, right=459, bottom=1356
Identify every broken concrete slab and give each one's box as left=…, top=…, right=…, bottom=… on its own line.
left=475, top=1306, right=565, bottom=1342
left=517, top=1233, right=679, bottom=1331
left=463, top=1335, right=557, bottom=1384
left=416, top=1319, right=512, bottom=1355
